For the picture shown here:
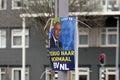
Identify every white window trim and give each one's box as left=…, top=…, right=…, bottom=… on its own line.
left=0, top=29, right=6, bottom=48
left=11, top=29, right=29, bottom=48
left=12, top=0, right=28, bottom=10
left=0, top=0, right=7, bottom=10
left=12, top=0, right=20, bottom=9
left=0, top=68, right=6, bottom=80
left=45, top=67, right=52, bottom=80
left=46, top=67, right=90, bottom=80
left=12, top=68, right=29, bottom=80
left=78, top=28, right=89, bottom=47
left=29, top=0, right=44, bottom=6
left=99, top=67, right=116, bottom=80
left=100, top=27, right=117, bottom=47
left=71, top=67, right=90, bottom=80
left=107, top=0, right=119, bottom=10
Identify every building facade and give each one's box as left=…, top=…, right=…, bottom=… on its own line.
left=0, top=0, right=49, bottom=80
left=0, top=0, right=120, bottom=80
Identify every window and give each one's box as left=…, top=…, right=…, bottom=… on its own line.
left=12, top=0, right=28, bottom=9
left=28, top=0, right=44, bottom=7
left=0, top=68, right=6, bottom=80
left=0, top=0, right=6, bottom=10
left=45, top=68, right=53, bottom=80
left=0, top=30, right=6, bottom=48
left=11, top=29, right=29, bottom=48
left=71, top=68, right=90, bottom=80
left=79, top=29, right=89, bottom=47
left=45, top=68, right=59, bottom=80
left=46, top=67, right=90, bottom=80
left=12, top=68, right=29, bottom=80
left=107, top=0, right=119, bottom=11
left=99, top=67, right=116, bottom=80
left=101, top=28, right=117, bottom=47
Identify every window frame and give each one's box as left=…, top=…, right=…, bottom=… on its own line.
left=12, top=68, right=29, bottom=80
left=0, top=67, right=6, bottom=80
left=45, top=67, right=52, bottom=80
left=12, top=0, right=28, bottom=9
left=78, top=28, right=89, bottom=47
left=11, top=29, right=29, bottom=48
left=99, top=67, right=116, bottom=80
left=45, top=67, right=90, bottom=80
left=71, top=67, right=90, bottom=80
left=100, top=27, right=117, bottom=47
left=0, top=0, right=7, bottom=10
left=0, top=29, right=6, bottom=48
left=107, top=0, right=119, bottom=11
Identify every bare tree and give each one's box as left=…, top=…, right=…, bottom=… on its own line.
left=21, top=0, right=108, bottom=47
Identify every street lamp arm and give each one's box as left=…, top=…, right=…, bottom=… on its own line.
left=77, top=20, right=92, bottom=29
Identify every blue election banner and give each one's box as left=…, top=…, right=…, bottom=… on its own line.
left=49, top=17, right=76, bottom=71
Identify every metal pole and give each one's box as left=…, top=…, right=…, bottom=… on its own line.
left=75, top=17, right=79, bottom=80
left=55, top=0, right=68, bottom=80
left=116, top=17, right=119, bottom=80
left=59, top=0, right=68, bottom=17
left=22, top=17, right=26, bottom=80
left=55, top=0, right=58, bottom=17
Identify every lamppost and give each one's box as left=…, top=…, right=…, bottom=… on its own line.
left=22, top=17, right=26, bottom=80
left=55, top=0, right=68, bottom=80
left=115, top=17, right=119, bottom=80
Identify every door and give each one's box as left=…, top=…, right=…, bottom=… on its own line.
left=108, top=75, right=115, bottom=80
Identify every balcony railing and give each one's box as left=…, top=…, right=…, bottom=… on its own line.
left=69, top=0, right=120, bottom=15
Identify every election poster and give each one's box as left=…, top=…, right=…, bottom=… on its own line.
left=49, top=17, right=76, bottom=71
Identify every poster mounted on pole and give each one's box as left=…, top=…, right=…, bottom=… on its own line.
left=49, top=17, right=76, bottom=71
